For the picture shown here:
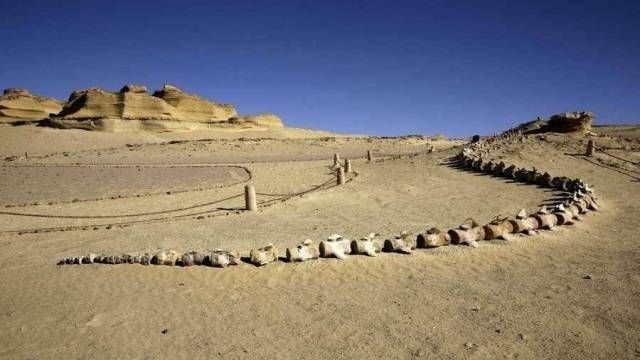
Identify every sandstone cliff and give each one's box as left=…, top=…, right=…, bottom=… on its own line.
left=48, top=84, right=242, bottom=132
left=228, top=113, right=284, bottom=127
left=547, top=111, right=593, bottom=133
left=153, top=85, right=236, bottom=122
left=0, top=88, right=63, bottom=123
left=509, top=111, right=594, bottom=135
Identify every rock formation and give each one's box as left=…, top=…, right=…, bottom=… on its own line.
left=547, top=111, right=593, bottom=133
left=507, top=111, right=594, bottom=135
left=40, top=84, right=284, bottom=132
left=3, top=83, right=286, bottom=131
left=228, top=113, right=284, bottom=127
left=48, top=84, right=239, bottom=131
left=152, top=84, right=237, bottom=122
left=0, top=88, right=63, bottom=123
left=120, top=84, right=148, bottom=94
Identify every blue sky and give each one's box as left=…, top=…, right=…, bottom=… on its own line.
left=1, top=0, right=638, bottom=136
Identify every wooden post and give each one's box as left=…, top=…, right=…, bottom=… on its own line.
left=245, top=185, right=257, bottom=211
left=333, top=153, right=341, bottom=167
left=337, top=167, right=345, bottom=185
left=367, top=150, right=373, bottom=162
left=586, top=139, right=595, bottom=157
left=344, top=159, right=352, bottom=173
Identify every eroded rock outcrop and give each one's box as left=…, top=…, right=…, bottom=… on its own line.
left=48, top=84, right=242, bottom=131
left=152, top=84, right=237, bottom=122
left=120, top=84, right=148, bottom=94
left=0, top=88, right=63, bottom=123
left=55, top=86, right=180, bottom=120
left=507, top=112, right=594, bottom=135
left=228, top=113, right=284, bottom=127
left=547, top=111, right=593, bottom=133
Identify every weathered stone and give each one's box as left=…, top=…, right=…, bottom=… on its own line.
left=319, top=234, right=351, bottom=259
left=181, top=252, right=195, bottom=267
left=503, top=165, right=517, bottom=178
left=81, top=253, right=97, bottom=264
left=547, top=111, right=593, bottom=133
left=140, top=253, right=152, bottom=265
left=286, top=239, right=320, bottom=262
left=533, top=209, right=557, bottom=230
left=120, top=84, right=148, bottom=94
left=151, top=250, right=179, bottom=266
left=0, top=88, right=63, bottom=123
left=249, top=243, right=278, bottom=266
left=228, top=113, right=284, bottom=127
left=416, top=228, right=450, bottom=248
left=350, top=234, right=381, bottom=256
left=209, top=250, right=240, bottom=268
left=448, top=226, right=485, bottom=246
left=48, top=84, right=239, bottom=131
left=383, top=231, right=415, bottom=254
left=483, top=220, right=514, bottom=240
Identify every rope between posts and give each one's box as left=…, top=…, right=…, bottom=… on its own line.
left=0, top=206, right=236, bottom=235
left=0, top=147, right=424, bottom=208
left=597, top=148, right=640, bottom=167
left=0, top=147, right=384, bottom=234
left=256, top=177, right=337, bottom=198
left=0, top=165, right=253, bottom=208
left=0, top=175, right=352, bottom=235
left=0, top=194, right=245, bottom=219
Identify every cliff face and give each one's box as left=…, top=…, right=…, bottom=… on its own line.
left=3, top=84, right=285, bottom=132
left=49, top=84, right=244, bottom=132
left=547, top=111, right=593, bottom=133
left=152, top=85, right=237, bottom=122
left=55, top=87, right=181, bottom=121
left=508, top=111, right=594, bottom=135
left=55, top=85, right=237, bottom=122
left=0, top=88, right=63, bottom=123
left=229, top=113, right=284, bottom=127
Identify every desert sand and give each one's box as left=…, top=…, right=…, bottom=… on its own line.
left=0, top=123, right=639, bottom=359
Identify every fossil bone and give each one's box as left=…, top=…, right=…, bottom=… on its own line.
left=249, top=243, right=279, bottom=266
left=350, top=233, right=381, bottom=256
left=532, top=207, right=557, bottom=230
left=448, top=220, right=485, bottom=246
left=483, top=218, right=514, bottom=240
left=383, top=231, right=414, bottom=254
left=503, top=164, right=517, bottom=178
left=416, top=227, right=451, bottom=248
left=151, top=250, right=179, bottom=266
left=286, top=239, right=320, bottom=262
left=209, top=250, right=240, bottom=268
left=319, top=234, right=351, bottom=259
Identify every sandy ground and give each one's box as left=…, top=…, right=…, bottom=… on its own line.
left=0, top=124, right=344, bottom=158
left=0, top=125, right=638, bottom=359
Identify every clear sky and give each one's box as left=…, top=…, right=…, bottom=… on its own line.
left=1, top=0, right=638, bottom=136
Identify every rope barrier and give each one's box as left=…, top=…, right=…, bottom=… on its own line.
left=0, top=165, right=252, bottom=208
left=0, top=146, right=402, bottom=234
left=0, top=194, right=245, bottom=219
left=0, top=174, right=356, bottom=235
left=597, top=148, right=640, bottom=167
